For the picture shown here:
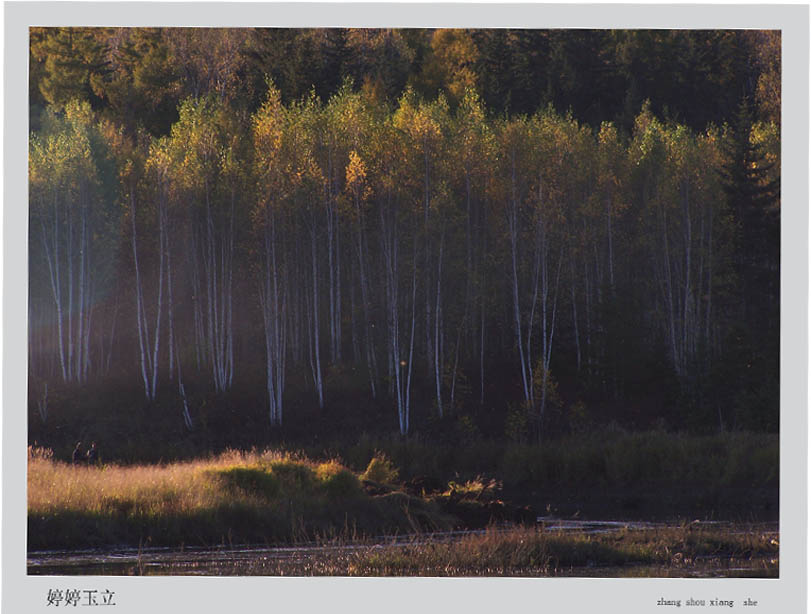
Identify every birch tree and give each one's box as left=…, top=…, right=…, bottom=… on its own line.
left=253, top=83, right=289, bottom=425
left=29, top=101, right=118, bottom=385
left=289, top=94, right=328, bottom=408
left=393, top=89, right=449, bottom=416
left=168, top=96, right=239, bottom=394
left=336, top=86, right=381, bottom=398
left=526, top=113, right=568, bottom=432
left=492, top=116, right=534, bottom=408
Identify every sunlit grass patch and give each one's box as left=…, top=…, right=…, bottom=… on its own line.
left=28, top=449, right=449, bottom=550
left=444, top=476, right=501, bottom=500
left=360, top=452, right=399, bottom=485
left=316, top=461, right=362, bottom=499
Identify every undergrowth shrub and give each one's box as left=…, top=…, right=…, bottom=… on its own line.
left=445, top=476, right=502, bottom=501
left=497, top=430, right=778, bottom=491
left=215, top=466, right=281, bottom=499
left=267, top=459, right=316, bottom=490
left=605, top=431, right=670, bottom=485
left=361, top=453, right=399, bottom=485
left=501, top=444, right=545, bottom=487
left=504, top=407, right=529, bottom=443
left=721, top=433, right=779, bottom=487
left=316, top=461, right=362, bottom=499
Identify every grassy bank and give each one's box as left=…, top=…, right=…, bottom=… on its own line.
left=28, top=428, right=779, bottom=551
left=28, top=448, right=451, bottom=550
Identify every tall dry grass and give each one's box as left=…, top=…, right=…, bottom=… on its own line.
left=28, top=448, right=289, bottom=518
left=28, top=447, right=449, bottom=550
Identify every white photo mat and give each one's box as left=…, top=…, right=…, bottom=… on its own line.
left=3, top=4, right=808, bottom=613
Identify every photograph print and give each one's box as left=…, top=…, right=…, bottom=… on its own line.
left=25, top=25, right=781, bottom=580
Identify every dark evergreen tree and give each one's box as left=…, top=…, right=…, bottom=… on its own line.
left=95, top=28, right=180, bottom=136
left=505, top=30, right=550, bottom=116
left=471, top=29, right=513, bottom=114
left=717, top=98, right=779, bottom=431
left=721, top=99, right=779, bottom=321
left=30, top=27, right=111, bottom=109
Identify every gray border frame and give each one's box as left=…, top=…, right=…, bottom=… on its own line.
left=4, top=4, right=808, bottom=613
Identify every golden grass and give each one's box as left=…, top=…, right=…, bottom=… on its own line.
left=444, top=476, right=502, bottom=500
left=28, top=448, right=293, bottom=518
left=359, top=452, right=399, bottom=484
left=28, top=448, right=449, bottom=549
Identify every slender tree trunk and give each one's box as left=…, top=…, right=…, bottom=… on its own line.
left=681, top=179, right=692, bottom=375
left=403, top=233, right=419, bottom=436
left=327, top=183, right=336, bottom=363
left=350, top=257, right=360, bottom=363
left=508, top=153, right=530, bottom=404
left=479, top=194, right=487, bottom=405
left=335, top=206, right=342, bottom=362
left=226, top=191, right=235, bottom=389
left=434, top=228, right=445, bottom=417
left=204, top=188, right=218, bottom=390
left=76, top=199, right=86, bottom=382
left=40, top=192, right=67, bottom=381
left=150, top=195, right=166, bottom=400
left=660, top=198, right=679, bottom=375
left=606, top=195, right=615, bottom=292
left=538, top=245, right=564, bottom=436
left=189, top=224, right=204, bottom=370
left=570, top=255, right=581, bottom=372
left=526, top=215, right=543, bottom=409
left=260, top=205, right=286, bottom=425
left=130, top=191, right=152, bottom=400
left=705, top=201, right=714, bottom=355
left=354, top=194, right=377, bottom=398
left=105, top=296, right=118, bottom=375
left=165, top=196, right=175, bottom=381
left=311, top=216, right=324, bottom=408
left=66, top=202, right=74, bottom=381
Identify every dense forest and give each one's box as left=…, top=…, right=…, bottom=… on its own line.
left=28, top=28, right=780, bottom=452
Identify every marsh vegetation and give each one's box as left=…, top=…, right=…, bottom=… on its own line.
left=28, top=435, right=777, bottom=577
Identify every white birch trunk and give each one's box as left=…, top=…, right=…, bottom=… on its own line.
left=681, top=179, right=692, bottom=375
left=76, top=199, right=86, bottom=382
left=66, top=203, right=74, bottom=381
left=570, top=256, right=581, bottom=372
left=434, top=229, right=445, bottom=417
left=150, top=196, right=166, bottom=400
left=311, top=219, right=324, bottom=408
left=165, top=199, right=175, bottom=381
left=40, top=194, right=67, bottom=381
left=130, top=191, right=152, bottom=399
left=403, top=236, right=419, bottom=435
left=354, top=194, right=377, bottom=399
left=508, top=153, right=531, bottom=404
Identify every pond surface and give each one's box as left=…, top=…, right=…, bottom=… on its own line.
left=27, top=519, right=778, bottom=577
